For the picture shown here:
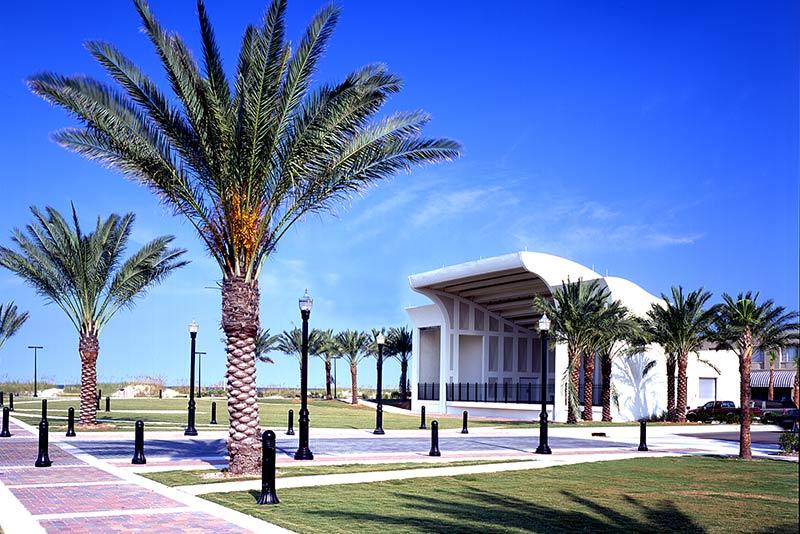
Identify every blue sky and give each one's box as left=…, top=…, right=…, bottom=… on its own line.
left=0, top=1, right=797, bottom=389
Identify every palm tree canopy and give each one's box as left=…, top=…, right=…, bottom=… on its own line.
left=334, top=329, right=369, bottom=365
left=589, top=300, right=637, bottom=361
left=314, top=329, right=338, bottom=362
left=0, top=302, right=29, bottom=350
left=275, top=327, right=325, bottom=358
left=0, top=206, right=187, bottom=337
left=534, top=278, right=611, bottom=353
left=28, top=0, right=461, bottom=282
left=646, top=286, right=716, bottom=357
left=386, top=326, right=412, bottom=362
left=710, top=291, right=798, bottom=355
left=255, top=328, right=280, bottom=363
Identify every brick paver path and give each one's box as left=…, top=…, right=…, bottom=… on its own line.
left=0, top=418, right=284, bottom=533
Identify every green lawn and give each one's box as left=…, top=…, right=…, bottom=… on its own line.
left=203, top=457, right=799, bottom=533
left=7, top=397, right=533, bottom=431
left=142, top=459, right=528, bottom=487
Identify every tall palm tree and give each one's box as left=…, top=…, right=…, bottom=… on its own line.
left=710, top=292, right=798, bottom=459
left=588, top=301, right=636, bottom=422
left=254, top=328, right=280, bottom=363
left=0, top=206, right=186, bottom=425
left=387, top=326, right=412, bottom=400
left=794, top=350, right=800, bottom=408
left=646, top=287, right=716, bottom=422
left=535, top=278, right=610, bottom=424
left=27, top=0, right=459, bottom=474
left=335, top=330, right=369, bottom=405
left=315, top=329, right=337, bottom=400
left=275, top=327, right=325, bottom=371
left=0, top=302, right=29, bottom=352
left=759, top=322, right=798, bottom=401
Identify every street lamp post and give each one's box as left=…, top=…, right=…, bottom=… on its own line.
left=535, top=313, right=552, bottom=454
left=28, top=346, right=43, bottom=398
left=294, top=290, right=314, bottom=460
left=196, top=351, right=206, bottom=398
left=373, top=333, right=386, bottom=435
left=185, top=321, right=199, bottom=436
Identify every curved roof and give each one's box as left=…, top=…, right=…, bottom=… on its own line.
left=602, top=276, right=660, bottom=317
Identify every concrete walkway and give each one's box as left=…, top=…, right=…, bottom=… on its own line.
left=0, top=417, right=288, bottom=534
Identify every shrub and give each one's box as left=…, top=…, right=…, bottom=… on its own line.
left=778, top=431, right=799, bottom=454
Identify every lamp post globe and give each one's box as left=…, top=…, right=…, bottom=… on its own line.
left=535, top=313, right=552, bottom=454
left=185, top=320, right=199, bottom=436
left=374, top=333, right=386, bottom=435
left=294, top=290, right=314, bottom=460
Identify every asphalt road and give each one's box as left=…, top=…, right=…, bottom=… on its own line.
left=678, top=431, right=784, bottom=445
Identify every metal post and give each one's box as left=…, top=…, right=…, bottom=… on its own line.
left=9, top=393, right=13, bottom=412
left=536, top=329, right=552, bottom=454
left=210, top=401, right=217, bottom=425
left=98, top=388, right=102, bottom=401
left=419, top=405, right=427, bottom=430
left=461, top=410, right=469, bottom=434
left=638, top=420, right=648, bottom=451
left=41, top=399, right=47, bottom=420
left=96, top=392, right=100, bottom=410
left=428, top=420, right=441, bottom=456
left=66, top=407, right=76, bottom=437
left=105, top=396, right=110, bottom=412
left=159, top=389, right=162, bottom=399
left=333, top=356, right=338, bottom=399
left=196, top=351, right=206, bottom=398
left=185, top=328, right=198, bottom=436
left=294, top=307, right=313, bottom=460
left=1, top=407, right=11, bottom=437
left=1, top=391, right=4, bottom=406
left=257, top=430, right=279, bottom=505
left=374, top=340, right=385, bottom=435
left=286, top=409, right=295, bottom=435
left=132, top=420, right=146, bottom=464
left=29, top=346, right=43, bottom=398
left=35, top=419, right=51, bottom=467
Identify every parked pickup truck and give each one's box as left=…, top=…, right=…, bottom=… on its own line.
left=686, top=401, right=738, bottom=422
left=751, top=400, right=798, bottom=425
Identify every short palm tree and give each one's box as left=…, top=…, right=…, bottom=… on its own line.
left=315, top=329, right=337, bottom=399
left=27, top=0, right=459, bottom=473
left=335, top=330, right=370, bottom=405
left=254, top=328, right=280, bottom=364
left=588, top=301, right=636, bottom=422
left=710, top=292, right=798, bottom=459
left=0, top=302, right=29, bottom=352
left=535, top=278, right=610, bottom=424
left=646, top=287, right=716, bottom=422
left=0, top=206, right=186, bottom=425
left=387, top=326, right=412, bottom=400
left=275, top=327, right=325, bottom=371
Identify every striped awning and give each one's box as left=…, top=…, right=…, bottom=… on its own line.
left=751, top=370, right=796, bottom=389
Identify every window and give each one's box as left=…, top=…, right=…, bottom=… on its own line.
left=488, top=336, right=498, bottom=372
left=517, top=338, right=528, bottom=372
left=698, top=378, right=716, bottom=404
left=503, top=337, right=513, bottom=372
left=722, top=401, right=735, bottom=408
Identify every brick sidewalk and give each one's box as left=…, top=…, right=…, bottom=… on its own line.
left=0, top=418, right=286, bottom=533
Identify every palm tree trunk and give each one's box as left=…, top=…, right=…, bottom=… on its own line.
left=768, top=359, right=774, bottom=401
left=400, top=358, right=408, bottom=400
left=567, top=349, right=580, bottom=424
left=676, top=352, right=689, bottom=423
left=350, top=364, right=358, bottom=405
left=666, top=356, right=676, bottom=421
left=78, top=333, right=99, bottom=426
left=601, top=355, right=612, bottom=422
left=582, top=352, right=594, bottom=421
left=221, top=276, right=261, bottom=475
left=325, top=359, right=332, bottom=400
left=738, top=331, right=753, bottom=460
left=794, top=369, right=800, bottom=408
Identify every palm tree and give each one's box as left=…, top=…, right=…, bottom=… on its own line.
left=0, top=206, right=186, bottom=425
left=646, top=287, right=716, bottom=422
left=315, top=329, right=337, bottom=400
left=588, top=301, right=637, bottom=422
left=794, top=350, right=800, bottom=408
left=535, top=279, right=610, bottom=424
left=254, top=328, right=280, bottom=364
left=759, top=322, right=798, bottom=401
left=387, top=326, right=412, bottom=400
left=335, top=330, right=370, bottom=405
left=275, top=327, right=325, bottom=371
left=710, top=292, right=798, bottom=459
left=27, top=0, right=459, bottom=474
left=0, top=302, right=29, bottom=352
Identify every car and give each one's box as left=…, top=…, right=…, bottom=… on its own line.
left=751, top=399, right=798, bottom=424
left=776, top=409, right=800, bottom=431
left=686, top=401, right=738, bottom=423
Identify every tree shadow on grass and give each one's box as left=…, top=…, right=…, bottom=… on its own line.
left=249, top=485, right=706, bottom=533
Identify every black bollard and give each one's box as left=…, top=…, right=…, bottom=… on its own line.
left=1, top=407, right=11, bottom=437
left=461, top=410, right=469, bottom=434
left=210, top=401, right=218, bottom=425
left=105, top=396, right=110, bottom=412
left=0, top=391, right=4, bottom=406
left=286, top=409, right=295, bottom=436
left=41, top=399, right=48, bottom=420
left=132, top=420, right=146, bottom=464
left=638, top=420, right=648, bottom=452
left=9, top=393, right=14, bottom=412
left=159, top=389, right=163, bottom=399
left=429, top=420, right=441, bottom=456
left=96, top=393, right=100, bottom=410
left=66, top=407, right=76, bottom=437
left=256, top=430, right=279, bottom=505
left=35, top=419, right=52, bottom=467
left=98, top=388, right=102, bottom=401
left=419, top=405, right=427, bottom=430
